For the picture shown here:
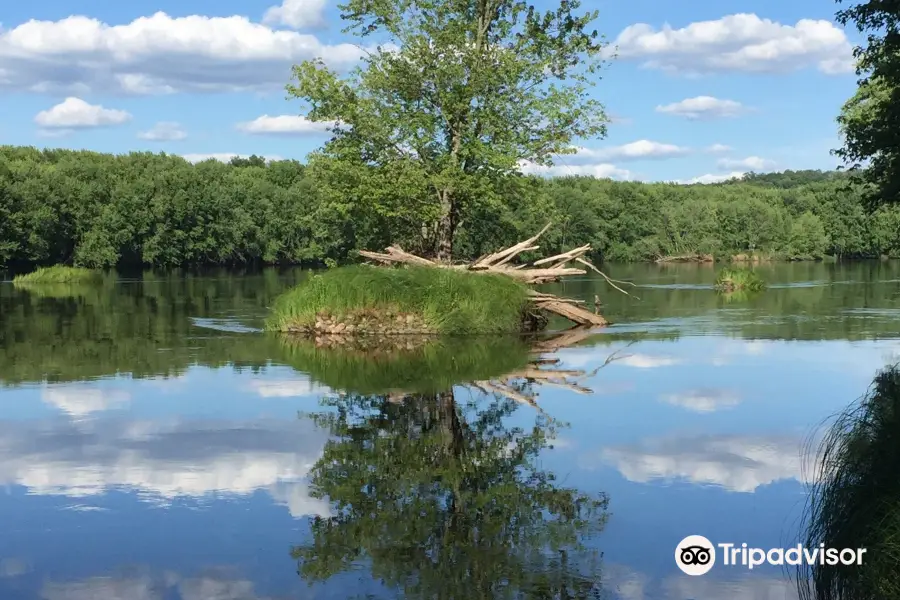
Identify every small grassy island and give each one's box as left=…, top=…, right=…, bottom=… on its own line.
left=266, top=265, right=532, bottom=335
left=714, top=267, right=766, bottom=293
left=266, top=224, right=620, bottom=337
left=12, top=265, right=102, bottom=285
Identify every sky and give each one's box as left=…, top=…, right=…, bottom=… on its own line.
left=0, top=0, right=863, bottom=184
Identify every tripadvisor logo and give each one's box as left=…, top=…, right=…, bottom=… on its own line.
left=675, top=535, right=716, bottom=576
left=674, top=535, right=867, bottom=576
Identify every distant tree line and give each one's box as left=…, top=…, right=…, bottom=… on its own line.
left=2, top=145, right=900, bottom=269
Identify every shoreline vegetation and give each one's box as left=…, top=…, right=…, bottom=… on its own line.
left=799, top=364, right=900, bottom=600
left=2, top=147, right=899, bottom=271
left=12, top=265, right=101, bottom=285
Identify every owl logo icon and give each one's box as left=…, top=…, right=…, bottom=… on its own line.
left=675, top=535, right=716, bottom=576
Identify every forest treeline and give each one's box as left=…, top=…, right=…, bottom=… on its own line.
left=2, top=145, right=900, bottom=269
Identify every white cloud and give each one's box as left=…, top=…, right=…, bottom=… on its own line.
left=617, top=353, right=680, bottom=368
left=718, top=156, right=777, bottom=171
left=0, top=558, right=28, bottom=578
left=137, top=121, right=187, bottom=141
left=263, top=0, right=328, bottom=30
left=42, top=573, right=277, bottom=600
left=519, top=160, right=637, bottom=180
left=706, top=143, right=732, bottom=153
left=604, top=565, right=800, bottom=600
left=662, top=572, right=800, bottom=600
left=609, top=13, right=855, bottom=75
left=42, top=574, right=163, bottom=600
left=180, top=153, right=283, bottom=163
left=41, top=386, right=131, bottom=419
left=236, top=114, right=335, bottom=135
left=0, top=417, right=332, bottom=518
left=0, top=12, right=368, bottom=94
left=594, top=434, right=806, bottom=492
left=675, top=171, right=747, bottom=185
left=246, top=378, right=328, bottom=398
left=573, top=140, right=690, bottom=162
left=519, top=140, right=689, bottom=179
left=656, top=96, right=746, bottom=119
left=660, top=388, right=741, bottom=412
left=34, top=97, right=131, bottom=129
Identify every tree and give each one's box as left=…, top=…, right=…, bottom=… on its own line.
left=788, top=211, right=828, bottom=260
left=834, top=0, right=900, bottom=206
left=293, top=390, right=608, bottom=598
left=286, top=0, right=609, bottom=260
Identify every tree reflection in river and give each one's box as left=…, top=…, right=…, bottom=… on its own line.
left=291, top=337, right=616, bottom=599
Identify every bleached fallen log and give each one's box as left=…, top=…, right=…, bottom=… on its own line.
left=532, top=244, right=591, bottom=267
left=528, top=291, right=586, bottom=304
left=532, top=298, right=608, bottom=326
left=499, top=267, right=586, bottom=283
left=358, top=246, right=437, bottom=267
left=472, top=222, right=553, bottom=268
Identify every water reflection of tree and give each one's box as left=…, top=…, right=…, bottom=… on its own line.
left=798, top=364, right=900, bottom=600
left=293, top=385, right=609, bottom=599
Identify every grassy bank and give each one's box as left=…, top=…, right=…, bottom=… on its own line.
left=266, top=265, right=531, bottom=335
left=799, top=364, right=900, bottom=600
left=276, top=334, right=532, bottom=394
left=12, top=265, right=102, bottom=284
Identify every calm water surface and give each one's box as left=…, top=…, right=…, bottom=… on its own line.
left=1, top=262, right=899, bottom=599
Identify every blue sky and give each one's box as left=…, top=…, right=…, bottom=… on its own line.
left=0, top=0, right=862, bottom=183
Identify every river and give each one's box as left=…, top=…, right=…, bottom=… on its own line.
left=1, top=261, right=898, bottom=599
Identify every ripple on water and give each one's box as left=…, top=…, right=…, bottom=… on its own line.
left=190, top=317, right=261, bottom=333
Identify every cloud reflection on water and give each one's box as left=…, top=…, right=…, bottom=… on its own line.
left=0, top=416, right=331, bottom=517
left=41, top=386, right=131, bottom=419
left=591, top=434, right=806, bottom=492
left=606, top=564, right=798, bottom=600
left=660, top=388, right=742, bottom=412
left=40, top=571, right=285, bottom=600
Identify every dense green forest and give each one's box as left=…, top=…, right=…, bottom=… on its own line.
left=2, top=145, right=900, bottom=270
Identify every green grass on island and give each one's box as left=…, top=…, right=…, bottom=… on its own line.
left=714, top=267, right=766, bottom=293
left=12, top=265, right=102, bottom=285
left=275, top=334, right=532, bottom=394
left=266, top=265, right=532, bottom=335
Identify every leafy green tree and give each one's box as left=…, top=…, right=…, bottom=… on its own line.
left=293, top=390, right=608, bottom=598
left=834, top=0, right=900, bottom=206
left=788, top=212, right=829, bottom=260
left=286, top=0, right=609, bottom=260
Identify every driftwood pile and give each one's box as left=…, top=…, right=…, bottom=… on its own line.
left=359, top=223, right=635, bottom=328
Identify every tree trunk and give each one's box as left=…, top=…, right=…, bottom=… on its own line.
left=436, top=190, right=454, bottom=262
left=437, top=390, right=464, bottom=458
